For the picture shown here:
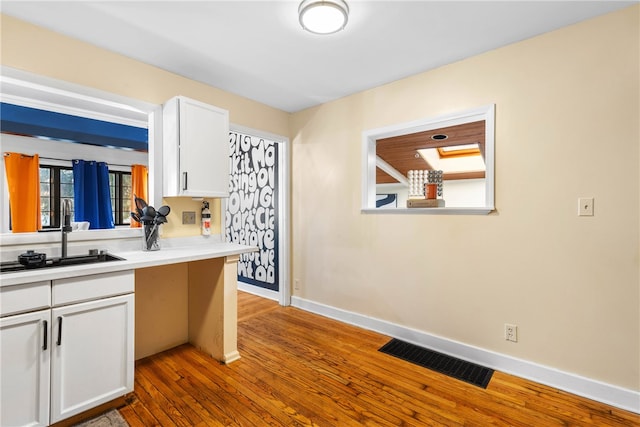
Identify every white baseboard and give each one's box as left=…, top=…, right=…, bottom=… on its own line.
left=238, top=282, right=279, bottom=301
left=291, top=296, right=640, bottom=414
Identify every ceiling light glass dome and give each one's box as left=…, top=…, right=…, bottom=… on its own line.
left=299, top=0, right=349, bottom=35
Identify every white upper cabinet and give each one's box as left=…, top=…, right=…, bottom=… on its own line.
left=162, top=96, right=230, bottom=197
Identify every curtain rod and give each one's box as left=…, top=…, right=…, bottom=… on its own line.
left=3, top=152, right=140, bottom=169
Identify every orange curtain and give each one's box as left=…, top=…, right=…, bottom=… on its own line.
left=4, top=152, right=41, bottom=232
left=130, top=164, right=148, bottom=228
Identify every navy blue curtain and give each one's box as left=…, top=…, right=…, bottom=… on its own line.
left=72, top=160, right=114, bottom=229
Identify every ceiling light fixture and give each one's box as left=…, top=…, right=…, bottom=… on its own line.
left=299, top=0, right=349, bottom=35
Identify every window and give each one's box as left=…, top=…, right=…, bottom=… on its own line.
left=40, top=165, right=73, bottom=228
left=362, top=104, right=495, bottom=213
left=38, top=165, right=131, bottom=229
left=109, top=171, right=132, bottom=226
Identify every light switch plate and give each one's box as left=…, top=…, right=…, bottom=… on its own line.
left=578, top=198, right=594, bottom=216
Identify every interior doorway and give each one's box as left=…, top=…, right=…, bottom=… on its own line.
left=224, top=125, right=290, bottom=306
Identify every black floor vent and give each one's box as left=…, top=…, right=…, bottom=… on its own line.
left=378, top=339, right=493, bottom=388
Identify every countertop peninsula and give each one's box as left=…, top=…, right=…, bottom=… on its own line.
left=0, top=241, right=256, bottom=287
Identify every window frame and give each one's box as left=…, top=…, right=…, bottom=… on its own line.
left=39, top=164, right=73, bottom=229
left=361, top=104, right=495, bottom=215
left=109, top=169, right=132, bottom=226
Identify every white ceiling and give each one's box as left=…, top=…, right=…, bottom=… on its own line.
left=2, top=1, right=635, bottom=113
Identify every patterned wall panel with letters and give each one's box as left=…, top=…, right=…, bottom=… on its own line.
left=226, top=132, right=279, bottom=291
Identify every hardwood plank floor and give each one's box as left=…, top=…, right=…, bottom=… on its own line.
left=119, top=291, right=640, bottom=426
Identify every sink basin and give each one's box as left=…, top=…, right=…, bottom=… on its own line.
left=0, top=252, right=125, bottom=273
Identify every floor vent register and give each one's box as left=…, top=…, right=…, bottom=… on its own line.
left=378, top=338, right=494, bottom=388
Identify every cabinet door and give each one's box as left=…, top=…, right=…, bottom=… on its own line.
left=1, top=310, right=50, bottom=427
left=50, top=294, right=134, bottom=423
left=163, top=96, right=230, bottom=197
left=179, top=97, right=230, bottom=197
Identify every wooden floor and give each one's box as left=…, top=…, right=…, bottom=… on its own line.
left=119, top=291, right=640, bottom=426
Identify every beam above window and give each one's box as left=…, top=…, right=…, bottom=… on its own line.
left=1, top=102, right=148, bottom=152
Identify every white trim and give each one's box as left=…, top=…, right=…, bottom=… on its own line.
left=238, top=281, right=279, bottom=301
left=362, top=104, right=495, bottom=214
left=1, top=67, right=151, bottom=125
left=148, top=106, right=164, bottom=209
left=1, top=93, right=147, bottom=128
left=291, top=296, right=640, bottom=414
left=362, top=207, right=494, bottom=215
left=226, top=124, right=291, bottom=307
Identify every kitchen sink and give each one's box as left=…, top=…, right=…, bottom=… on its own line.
left=0, top=251, right=125, bottom=273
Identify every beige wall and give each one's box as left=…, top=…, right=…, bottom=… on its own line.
left=290, top=5, right=639, bottom=391
left=135, top=264, right=189, bottom=359
left=0, top=15, right=289, bottom=135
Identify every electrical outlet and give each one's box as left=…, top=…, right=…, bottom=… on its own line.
left=294, top=279, right=300, bottom=290
left=505, top=324, right=518, bottom=342
left=578, top=197, right=594, bottom=216
left=182, top=211, right=196, bottom=224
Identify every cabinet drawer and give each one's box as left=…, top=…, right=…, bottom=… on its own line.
left=53, top=271, right=134, bottom=306
left=1, top=281, right=51, bottom=317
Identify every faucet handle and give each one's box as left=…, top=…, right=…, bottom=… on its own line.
left=62, top=199, right=71, bottom=214
left=62, top=199, right=73, bottom=231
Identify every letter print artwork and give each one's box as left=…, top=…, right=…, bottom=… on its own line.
left=226, top=132, right=279, bottom=291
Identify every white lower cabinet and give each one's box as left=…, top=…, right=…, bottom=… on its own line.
left=0, top=309, right=51, bottom=427
left=50, top=293, right=134, bottom=423
left=0, top=270, right=134, bottom=426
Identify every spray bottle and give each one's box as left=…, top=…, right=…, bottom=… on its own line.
left=201, top=201, right=211, bottom=236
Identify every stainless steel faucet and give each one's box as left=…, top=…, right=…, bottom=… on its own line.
left=61, top=199, right=72, bottom=258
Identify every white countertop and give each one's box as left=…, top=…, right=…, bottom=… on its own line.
left=0, top=241, right=256, bottom=287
